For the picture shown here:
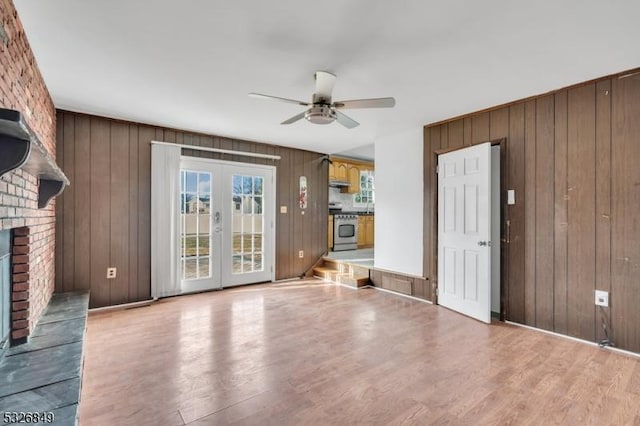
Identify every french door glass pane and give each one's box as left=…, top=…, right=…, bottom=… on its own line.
left=232, top=255, right=241, bottom=273
left=254, top=253, right=263, bottom=271
left=242, top=196, right=253, bottom=214
left=232, top=233, right=242, bottom=254
left=231, top=174, right=264, bottom=274
left=198, top=236, right=210, bottom=256
left=184, top=258, right=197, bottom=279
left=198, top=257, right=210, bottom=278
left=181, top=170, right=212, bottom=280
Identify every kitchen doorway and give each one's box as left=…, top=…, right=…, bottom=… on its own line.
left=179, top=158, right=275, bottom=293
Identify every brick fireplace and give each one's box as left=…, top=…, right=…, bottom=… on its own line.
left=0, top=172, right=58, bottom=346
left=10, top=226, right=35, bottom=342
left=0, top=226, right=36, bottom=347
left=0, top=0, right=60, bottom=346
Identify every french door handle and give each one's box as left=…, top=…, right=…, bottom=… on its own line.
left=478, top=241, right=490, bottom=247
left=214, top=211, right=221, bottom=224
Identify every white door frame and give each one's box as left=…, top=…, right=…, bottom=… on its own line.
left=434, top=139, right=505, bottom=321
left=179, top=156, right=276, bottom=292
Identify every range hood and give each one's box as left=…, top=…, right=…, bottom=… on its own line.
left=0, top=108, right=69, bottom=208
left=329, top=179, right=350, bottom=188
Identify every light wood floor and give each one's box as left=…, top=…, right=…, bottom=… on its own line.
left=80, top=279, right=640, bottom=425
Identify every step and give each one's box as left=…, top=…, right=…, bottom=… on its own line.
left=321, top=258, right=340, bottom=269
left=314, top=265, right=370, bottom=288
left=313, top=267, right=339, bottom=281
left=345, top=263, right=371, bottom=277
left=322, top=258, right=368, bottom=274
left=337, top=274, right=371, bottom=288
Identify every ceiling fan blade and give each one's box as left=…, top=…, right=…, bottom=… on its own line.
left=249, top=93, right=309, bottom=107
left=335, top=111, right=359, bottom=129
left=281, top=111, right=307, bottom=125
left=333, top=97, right=396, bottom=109
left=314, top=71, right=336, bottom=102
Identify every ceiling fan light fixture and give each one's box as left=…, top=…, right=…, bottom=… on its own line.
left=250, top=71, right=395, bottom=128
left=304, top=105, right=336, bottom=125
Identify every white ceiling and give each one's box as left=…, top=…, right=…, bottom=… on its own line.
left=14, top=0, right=640, bottom=158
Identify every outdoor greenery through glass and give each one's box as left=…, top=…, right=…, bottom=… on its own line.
left=180, top=170, right=211, bottom=280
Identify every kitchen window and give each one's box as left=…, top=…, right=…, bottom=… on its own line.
left=354, top=170, right=374, bottom=207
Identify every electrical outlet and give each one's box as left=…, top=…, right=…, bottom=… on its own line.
left=595, top=290, right=608, bottom=307
left=107, top=267, right=117, bottom=279
left=298, top=250, right=304, bottom=258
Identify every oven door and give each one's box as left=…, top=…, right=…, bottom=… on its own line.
left=336, top=223, right=356, bottom=241
left=333, top=217, right=358, bottom=251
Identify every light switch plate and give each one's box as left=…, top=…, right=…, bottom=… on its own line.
left=507, top=190, right=516, bottom=205
left=595, top=290, right=609, bottom=307
left=280, top=206, right=287, bottom=214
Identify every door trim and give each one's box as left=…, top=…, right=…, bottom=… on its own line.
left=432, top=138, right=507, bottom=321
left=179, top=156, right=277, bottom=286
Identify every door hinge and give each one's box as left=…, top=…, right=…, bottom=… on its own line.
left=435, top=164, right=439, bottom=174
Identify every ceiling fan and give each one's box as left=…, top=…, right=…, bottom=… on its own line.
left=249, top=71, right=395, bottom=129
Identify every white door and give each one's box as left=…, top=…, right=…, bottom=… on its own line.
left=437, top=142, right=492, bottom=323
left=180, top=158, right=275, bottom=293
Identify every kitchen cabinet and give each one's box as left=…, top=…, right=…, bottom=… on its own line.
left=357, top=216, right=366, bottom=247
left=357, top=215, right=374, bottom=248
left=328, top=215, right=333, bottom=250
left=333, top=161, right=348, bottom=181
left=345, top=165, right=360, bottom=194
left=358, top=163, right=371, bottom=173
left=328, top=156, right=373, bottom=189
left=365, top=215, right=374, bottom=246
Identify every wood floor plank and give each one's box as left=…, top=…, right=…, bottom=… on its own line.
left=79, top=280, right=640, bottom=425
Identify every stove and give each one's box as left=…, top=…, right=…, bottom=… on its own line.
left=333, top=214, right=358, bottom=251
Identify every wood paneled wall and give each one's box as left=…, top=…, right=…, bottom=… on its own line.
left=424, top=70, right=640, bottom=353
left=55, top=111, right=328, bottom=308
left=370, top=269, right=432, bottom=301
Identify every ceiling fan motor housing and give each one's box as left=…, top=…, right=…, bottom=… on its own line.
left=305, top=105, right=336, bottom=125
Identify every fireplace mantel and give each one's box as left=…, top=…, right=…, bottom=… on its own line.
left=0, top=108, right=69, bottom=208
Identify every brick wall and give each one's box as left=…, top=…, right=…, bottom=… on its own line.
left=1, top=0, right=57, bottom=341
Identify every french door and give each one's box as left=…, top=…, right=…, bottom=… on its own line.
left=179, top=158, right=275, bottom=293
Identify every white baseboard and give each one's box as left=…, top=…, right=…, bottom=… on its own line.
left=89, top=299, right=155, bottom=314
